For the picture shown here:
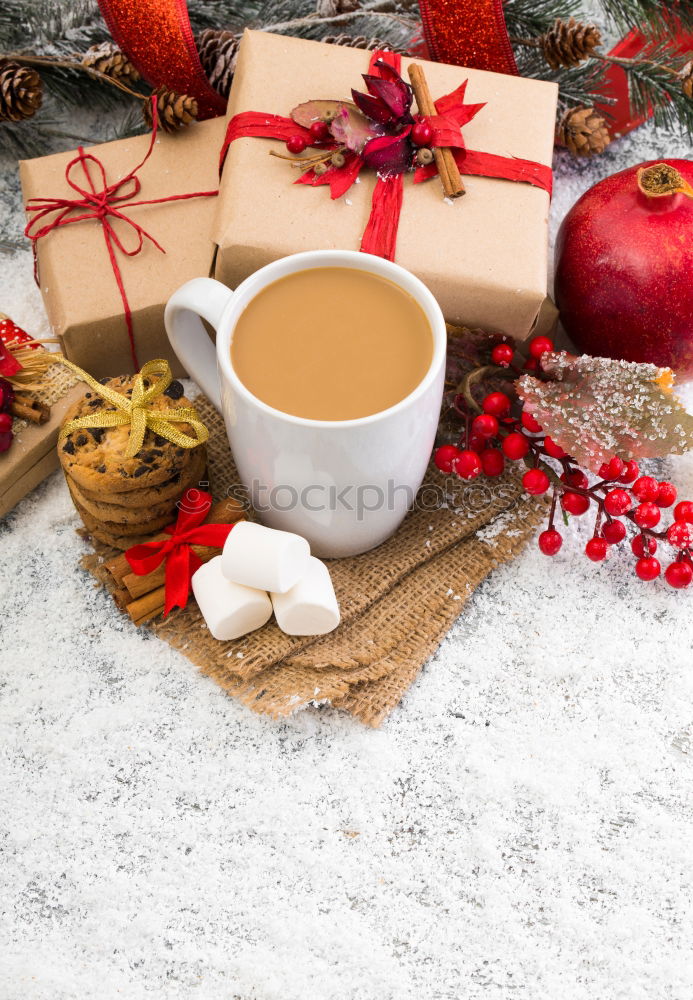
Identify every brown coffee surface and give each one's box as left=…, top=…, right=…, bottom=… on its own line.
left=230, top=267, right=433, bottom=420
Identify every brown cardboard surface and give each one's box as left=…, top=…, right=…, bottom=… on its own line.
left=19, top=117, right=227, bottom=379
left=0, top=383, right=84, bottom=519
left=214, top=31, right=558, bottom=341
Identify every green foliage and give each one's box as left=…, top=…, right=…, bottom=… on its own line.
left=598, top=0, right=693, bottom=37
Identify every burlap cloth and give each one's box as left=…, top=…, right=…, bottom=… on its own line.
left=83, top=397, right=544, bottom=726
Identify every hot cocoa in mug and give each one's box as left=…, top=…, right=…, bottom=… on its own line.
left=165, top=250, right=446, bottom=558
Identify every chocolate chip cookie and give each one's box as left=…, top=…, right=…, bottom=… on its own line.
left=59, top=375, right=205, bottom=494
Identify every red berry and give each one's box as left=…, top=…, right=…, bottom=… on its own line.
left=633, top=501, right=661, bottom=529
left=543, top=436, right=566, bottom=459
left=434, top=444, right=460, bottom=474
left=561, top=469, right=588, bottom=490
left=524, top=358, right=539, bottom=372
left=522, top=468, right=550, bottom=495
left=632, top=475, right=659, bottom=502
left=585, top=537, right=608, bottom=561
left=674, top=500, right=693, bottom=523
left=491, top=343, right=514, bottom=367
left=635, top=556, right=661, bottom=581
left=286, top=134, right=308, bottom=154
left=482, top=392, right=511, bottom=417
left=502, top=432, right=529, bottom=460
left=0, top=430, right=12, bottom=453
left=599, top=456, right=625, bottom=480
left=521, top=410, right=542, bottom=433
left=467, top=433, right=485, bottom=454
left=453, top=449, right=482, bottom=480
left=604, top=488, right=632, bottom=516
left=528, top=336, right=554, bottom=359
left=561, top=491, right=590, bottom=516
left=472, top=413, right=499, bottom=439
left=618, top=460, right=639, bottom=484
left=665, top=560, right=693, bottom=589
left=656, top=481, right=677, bottom=507
left=631, top=534, right=657, bottom=557
left=309, top=120, right=331, bottom=142
left=667, top=520, right=692, bottom=549
left=480, top=448, right=505, bottom=477
left=0, top=412, right=12, bottom=433
left=538, top=528, right=562, bottom=556
left=411, top=120, right=433, bottom=146
left=602, top=519, right=626, bottom=544
left=0, top=376, right=15, bottom=412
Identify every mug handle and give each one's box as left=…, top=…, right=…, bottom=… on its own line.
left=164, top=277, right=234, bottom=412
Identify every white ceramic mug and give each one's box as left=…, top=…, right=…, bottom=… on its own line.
left=164, top=250, right=446, bottom=558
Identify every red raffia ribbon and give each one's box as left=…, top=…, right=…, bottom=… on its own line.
left=97, top=0, right=225, bottom=119
left=24, top=97, right=219, bottom=372
left=220, top=52, right=552, bottom=262
left=125, top=488, right=236, bottom=617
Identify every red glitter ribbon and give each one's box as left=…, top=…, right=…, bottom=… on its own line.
left=24, top=98, right=218, bottom=371
left=418, top=0, right=517, bottom=74
left=220, top=51, right=552, bottom=261
left=97, top=0, right=225, bottom=119
left=125, top=488, right=236, bottom=617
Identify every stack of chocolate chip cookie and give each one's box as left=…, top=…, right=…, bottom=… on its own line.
left=59, top=375, right=208, bottom=549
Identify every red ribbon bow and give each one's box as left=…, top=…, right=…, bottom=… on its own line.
left=24, top=96, right=218, bottom=372
left=220, top=52, right=552, bottom=262
left=125, top=488, right=235, bottom=617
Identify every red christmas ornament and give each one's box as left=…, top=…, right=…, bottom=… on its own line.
left=555, top=160, right=693, bottom=378
left=538, top=528, right=562, bottom=556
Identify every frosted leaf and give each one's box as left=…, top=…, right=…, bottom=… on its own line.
left=517, top=352, right=693, bottom=473
left=290, top=100, right=352, bottom=128
left=329, top=104, right=378, bottom=153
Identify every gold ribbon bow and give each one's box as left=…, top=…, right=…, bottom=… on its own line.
left=58, top=358, right=208, bottom=458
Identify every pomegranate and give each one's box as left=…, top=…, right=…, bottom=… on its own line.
left=555, top=160, right=693, bottom=379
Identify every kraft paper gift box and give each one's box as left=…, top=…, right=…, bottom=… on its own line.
left=214, top=30, right=559, bottom=340
left=19, top=116, right=226, bottom=380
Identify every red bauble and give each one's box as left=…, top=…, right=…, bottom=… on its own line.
left=453, top=449, right=482, bottom=480
left=480, top=448, right=504, bottom=477
left=434, top=444, right=460, bottom=473
left=538, top=528, right=562, bottom=556
left=555, top=160, right=693, bottom=378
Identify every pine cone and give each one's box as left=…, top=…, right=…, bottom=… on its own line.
left=143, top=88, right=198, bottom=133
left=196, top=28, right=240, bottom=101
left=680, top=60, right=693, bottom=100
left=82, top=41, right=140, bottom=85
left=558, top=106, right=610, bottom=157
left=0, top=60, right=42, bottom=122
left=316, top=0, right=361, bottom=15
left=323, top=34, right=390, bottom=50
left=541, top=17, right=601, bottom=71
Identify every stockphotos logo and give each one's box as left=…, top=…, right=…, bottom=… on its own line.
left=220, top=478, right=517, bottom=520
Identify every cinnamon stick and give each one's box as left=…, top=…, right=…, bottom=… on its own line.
left=407, top=63, right=465, bottom=199
left=10, top=395, right=51, bottom=425
left=121, top=544, right=220, bottom=599
left=127, top=586, right=166, bottom=625
left=104, top=497, right=245, bottom=590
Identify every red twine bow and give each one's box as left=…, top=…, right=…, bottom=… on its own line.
left=124, top=487, right=235, bottom=617
left=24, top=96, right=219, bottom=372
left=220, top=52, right=553, bottom=262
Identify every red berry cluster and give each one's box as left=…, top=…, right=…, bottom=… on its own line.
left=434, top=335, right=693, bottom=590
left=0, top=377, right=15, bottom=453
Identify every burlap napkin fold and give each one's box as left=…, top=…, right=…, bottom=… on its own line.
left=84, top=398, right=543, bottom=725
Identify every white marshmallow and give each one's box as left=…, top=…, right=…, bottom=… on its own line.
left=221, top=521, right=310, bottom=594
left=270, top=557, right=340, bottom=636
left=192, top=556, right=272, bottom=641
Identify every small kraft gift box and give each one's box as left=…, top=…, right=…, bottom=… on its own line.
left=214, top=30, right=559, bottom=341
left=19, top=115, right=226, bottom=380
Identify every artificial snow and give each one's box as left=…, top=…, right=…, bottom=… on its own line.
left=2, top=103, right=693, bottom=1000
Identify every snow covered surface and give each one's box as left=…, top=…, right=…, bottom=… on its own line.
left=2, top=116, right=693, bottom=999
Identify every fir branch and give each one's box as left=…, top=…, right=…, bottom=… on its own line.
left=503, top=0, right=580, bottom=39
left=598, top=0, right=693, bottom=37
left=594, top=43, right=693, bottom=132
left=5, top=51, right=148, bottom=106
